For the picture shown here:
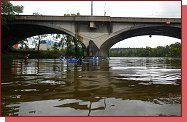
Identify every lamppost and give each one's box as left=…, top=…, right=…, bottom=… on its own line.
left=104, top=3, right=106, bottom=16
left=90, top=1, right=96, bottom=28
left=91, top=1, right=93, bottom=16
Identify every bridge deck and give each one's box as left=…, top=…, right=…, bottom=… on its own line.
left=13, top=15, right=181, bottom=23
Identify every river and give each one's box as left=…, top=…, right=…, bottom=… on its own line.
left=1, top=57, right=181, bottom=116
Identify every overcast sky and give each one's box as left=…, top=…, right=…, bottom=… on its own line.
left=10, top=1, right=181, bottom=48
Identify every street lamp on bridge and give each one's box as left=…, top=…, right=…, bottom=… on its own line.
left=91, top=1, right=93, bottom=16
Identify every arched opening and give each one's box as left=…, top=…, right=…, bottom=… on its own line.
left=2, top=23, right=86, bottom=58
left=2, top=23, right=75, bottom=51
left=109, top=35, right=181, bottom=57
left=111, top=35, right=181, bottom=48
left=11, top=34, right=86, bottom=57
left=100, top=26, right=181, bottom=57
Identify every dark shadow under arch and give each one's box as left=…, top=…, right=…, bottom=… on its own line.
left=2, top=23, right=76, bottom=51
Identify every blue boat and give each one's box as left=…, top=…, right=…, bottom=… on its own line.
left=67, top=58, right=78, bottom=63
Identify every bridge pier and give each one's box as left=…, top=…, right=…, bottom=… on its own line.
left=84, top=40, right=109, bottom=58
left=85, top=40, right=100, bottom=57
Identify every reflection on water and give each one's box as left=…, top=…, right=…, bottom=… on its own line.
left=1, top=57, right=181, bottom=116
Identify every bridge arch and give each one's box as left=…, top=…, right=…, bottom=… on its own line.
left=2, top=22, right=77, bottom=50
left=100, top=25, right=181, bottom=57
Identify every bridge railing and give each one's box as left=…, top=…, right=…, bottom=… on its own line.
left=12, top=15, right=181, bottom=23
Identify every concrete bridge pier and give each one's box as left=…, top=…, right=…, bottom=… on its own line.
left=81, top=38, right=100, bottom=57
left=81, top=36, right=108, bottom=57
left=86, top=40, right=100, bottom=57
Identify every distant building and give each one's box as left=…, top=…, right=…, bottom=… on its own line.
left=37, top=40, right=62, bottom=50
left=38, top=40, right=52, bottom=50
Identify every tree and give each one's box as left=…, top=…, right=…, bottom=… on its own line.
left=1, top=1, right=14, bottom=15
left=18, top=39, right=29, bottom=49
left=53, top=42, right=59, bottom=50
left=1, top=1, right=23, bottom=15
left=109, top=42, right=181, bottom=58
left=1, top=1, right=24, bottom=39
left=34, top=34, right=48, bottom=52
left=13, top=5, right=23, bottom=15
left=56, top=34, right=84, bottom=57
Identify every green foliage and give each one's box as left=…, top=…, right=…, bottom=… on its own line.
left=13, top=5, right=23, bottom=15
left=18, top=39, right=29, bottom=49
left=77, top=12, right=80, bottom=16
left=1, top=1, right=14, bottom=15
left=53, top=42, right=59, bottom=50
left=109, top=42, right=181, bottom=58
left=64, top=35, right=84, bottom=57
left=1, top=1, right=23, bottom=15
left=34, top=34, right=48, bottom=52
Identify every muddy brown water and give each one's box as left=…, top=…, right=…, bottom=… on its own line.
left=1, top=57, right=181, bottom=116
